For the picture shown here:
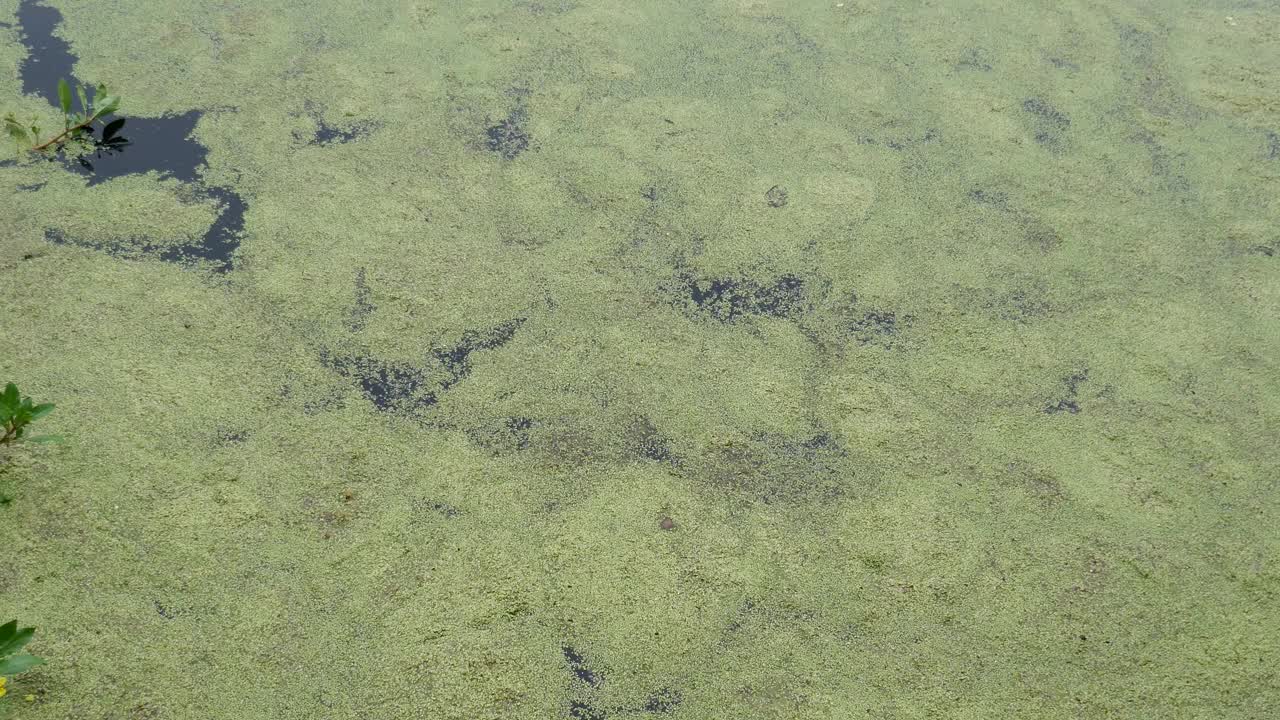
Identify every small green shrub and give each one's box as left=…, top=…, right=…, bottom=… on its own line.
left=4, top=78, right=122, bottom=156
left=0, top=383, right=57, bottom=447
left=0, top=620, right=43, bottom=682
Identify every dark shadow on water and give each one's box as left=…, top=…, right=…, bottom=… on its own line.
left=67, top=112, right=203, bottom=185
left=5, top=0, right=246, bottom=273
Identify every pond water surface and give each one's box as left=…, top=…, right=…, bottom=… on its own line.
left=1, top=1, right=1277, bottom=718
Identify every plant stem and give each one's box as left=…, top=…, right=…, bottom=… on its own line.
left=31, top=113, right=100, bottom=152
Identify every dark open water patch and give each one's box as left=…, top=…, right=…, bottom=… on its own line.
left=665, top=262, right=917, bottom=353
left=214, top=427, right=249, bottom=446
left=689, top=428, right=849, bottom=505
left=836, top=290, right=914, bottom=349
left=755, top=430, right=849, bottom=505
left=321, top=353, right=433, bottom=412
left=467, top=415, right=535, bottom=455
left=1045, top=367, right=1089, bottom=414
left=765, top=184, right=788, bottom=207
left=13, top=0, right=71, bottom=103
left=625, top=416, right=681, bottom=467
left=152, top=599, right=188, bottom=621
left=848, top=309, right=908, bottom=346
left=486, top=105, right=531, bottom=159
left=563, top=645, right=604, bottom=689
left=45, top=188, right=245, bottom=271
left=64, top=111, right=204, bottom=184
left=560, top=645, right=683, bottom=718
left=5, top=0, right=246, bottom=273
left=1022, top=98, right=1070, bottom=129
left=323, top=318, right=525, bottom=412
left=1022, top=97, right=1070, bottom=150
left=312, top=118, right=375, bottom=145
left=298, top=101, right=378, bottom=146
left=411, top=497, right=462, bottom=519
left=677, top=271, right=810, bottom=323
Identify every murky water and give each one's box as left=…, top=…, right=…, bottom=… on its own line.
left=1, top=0, right=1277, bottom=717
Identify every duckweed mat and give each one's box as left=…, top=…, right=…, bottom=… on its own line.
left=1, top=0, right=1277, bottom=717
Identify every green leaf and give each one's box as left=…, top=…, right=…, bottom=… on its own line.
left=77, top=84, right=89, bottom=114
left=57, top=78, right=72, bottom=117
left=1, top=384, right=17, bottom=409
left=95, top=95, right=120, bottom=117
left=0, top=621, right=16, bottom=647
left=29, top=403, right=54, bottom=420
left=0, top=653, right=44, bottom=675
left=0, top=626, right=33, bottom=657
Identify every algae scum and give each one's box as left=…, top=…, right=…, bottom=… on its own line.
left=1, top=0, right=1278, bottom=717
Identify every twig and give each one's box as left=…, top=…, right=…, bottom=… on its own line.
left=31, top=114, right=101, bottom=152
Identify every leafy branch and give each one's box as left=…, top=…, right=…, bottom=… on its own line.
left=0, top=620, right=44, bottom=678
left=4, top=78, right=121, bottom=156
left=0, top=383, right=58, bottom=448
